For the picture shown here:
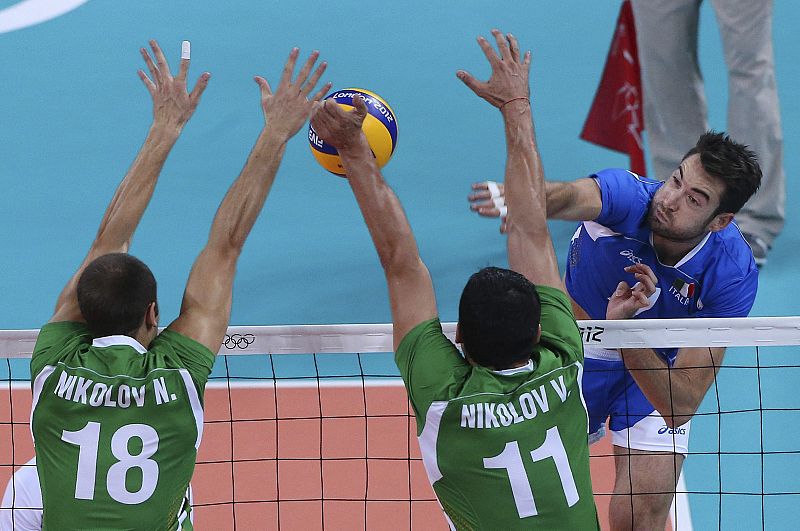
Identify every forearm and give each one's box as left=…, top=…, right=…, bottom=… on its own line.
left=93, top=122, right=181, bottom=252
left=502, top=101, right=547, bottom=236
left=339, top=134, right=421, bottom=273
left=501, top=102, right=561, bottom=286
left=622, top=348, right=707, bottom=427
left=544, top=179, right=602, bottom=221
left=545, top=181, right=580, bottom=219
left=207, top=128, right=286, bottom=251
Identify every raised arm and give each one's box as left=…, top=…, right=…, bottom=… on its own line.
left=469, top=177, right=602, bottom=227
left=457, top=30, right=562, bottom=289
left=50, top=40, right=210, bottom=323
left=167, top=49, right=330, bottom=352
left=310, top=97, right=437, bottom=350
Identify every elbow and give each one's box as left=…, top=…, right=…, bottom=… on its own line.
left=381, top=251, right=420, bottom=276
left=381, top=251, right=425, bottom=280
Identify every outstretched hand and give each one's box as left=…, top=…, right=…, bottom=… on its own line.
left=456, top=29, right=531, bottom=108
left=255, top=48, right=331, bottom=141
left=606, top=264, right=659, bottom=320
left=138, top=40, right=210, bottom=129
left=310, top=93, right=369, bottom=151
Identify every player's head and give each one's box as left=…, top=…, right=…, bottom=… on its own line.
left=77, top=253, right=159, bottom=345
left=456, top=267, right=542, bottom=370
left=648, top=131, right=761, bottom=242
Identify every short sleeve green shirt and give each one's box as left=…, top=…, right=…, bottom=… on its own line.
left=30, top=323, right=215, bottom=531
left=395, top=286, right=598, bottom=530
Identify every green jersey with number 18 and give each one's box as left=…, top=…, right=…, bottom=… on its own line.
left=30, top=322, right=215, bottom=531
left=395, top=286, right=599, bottom=530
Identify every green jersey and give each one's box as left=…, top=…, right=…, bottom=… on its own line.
left=30, top=322, right=215, bottom=531
left=396, top=286, right=598, bottom=530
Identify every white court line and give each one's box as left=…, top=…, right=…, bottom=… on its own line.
left=671, top=470, right=694, bottom=531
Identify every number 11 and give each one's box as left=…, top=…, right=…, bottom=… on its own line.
left=482, top=426, right=580, bottom=518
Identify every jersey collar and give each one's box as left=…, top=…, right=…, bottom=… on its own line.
left=492, top=359, right=536, bottom=376
left=92, top=335, right=147, bottom=355
left=649, top=230, right=712, bottom=269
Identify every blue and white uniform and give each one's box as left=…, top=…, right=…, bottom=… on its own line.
left=565, top=168, right=758, bottom=453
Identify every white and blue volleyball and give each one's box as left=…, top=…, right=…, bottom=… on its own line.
left=308, top=88, right=398, bottom=176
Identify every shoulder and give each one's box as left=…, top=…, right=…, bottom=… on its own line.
left=593, top=168, right=661, bottom=194
left=31, top=322, right=91, bottom=376
left=712, top=223, right=758, bottom=276
left=697, top=224, right=758, bottom=316
left=592, top=169, right=661, bottom=232
left=535, top=285, right=573, bottom=313
left=152, top=329, right=216, bottom=356
left=535, top=286, right=583, bottom=361
left=36, top=322, right=91, bottom=345
left=396, top=318, right=457, bottom=359
left=149, top=329, right=216, bottom=376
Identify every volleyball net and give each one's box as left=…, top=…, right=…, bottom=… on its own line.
left=2, top=317, right=799, bottom=530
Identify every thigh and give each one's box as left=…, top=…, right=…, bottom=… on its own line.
left=582, top=355, right=624, bottom=442
left=612, top=446, right=685, bottom=496
left=607, top=376, right=691, bottom=454
left=711, top=0, right=774, bottom=72
left=631, top=0, right=702, bottom=72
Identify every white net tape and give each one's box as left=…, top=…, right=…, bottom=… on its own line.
left=2, top=317, right=799, bottom=358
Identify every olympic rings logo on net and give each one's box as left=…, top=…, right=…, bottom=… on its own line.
left=223, top=333, right=256, bottom=349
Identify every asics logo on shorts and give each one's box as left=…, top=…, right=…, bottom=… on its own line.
left=658, top=425, right=686, bottom=435
left=223, top=334, right=256, bottom=349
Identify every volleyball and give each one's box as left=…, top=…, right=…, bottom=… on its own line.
left=308, top=88, right=398, bottom=176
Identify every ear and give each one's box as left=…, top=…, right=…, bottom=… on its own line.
left=455, top=322, right=462, bottom=344
left=708, top=212, right=734, bottom=233
left=534, top=324, right=542, bottom=344
left=145, top=302, right=158, bottom=328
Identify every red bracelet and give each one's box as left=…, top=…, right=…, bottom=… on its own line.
left=499, top=97, right=530, bottom=110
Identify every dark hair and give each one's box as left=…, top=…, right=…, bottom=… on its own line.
left=458, top=267, right=541, bottom=369
left=682, top=131, right=761, bottom=214
left=77, top=253, right=157, bottom=337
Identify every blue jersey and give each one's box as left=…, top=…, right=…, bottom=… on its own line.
left=565, top=168, right=758, bottom=364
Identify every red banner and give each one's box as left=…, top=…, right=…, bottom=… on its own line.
left=580, top=0, right=646, bottom=175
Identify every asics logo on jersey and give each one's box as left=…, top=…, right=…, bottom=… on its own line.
left=0, top=0, right=91, bottom=35
left=657, top=425, right=686, bottom=435
left=224, top=333, right=256, bottom=349
left=619, top=249, right=643, bottom=264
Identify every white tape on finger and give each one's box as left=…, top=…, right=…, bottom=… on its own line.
left=181, top=40, right=191, bottom=60
left=485, top=180, right=507, bottom=217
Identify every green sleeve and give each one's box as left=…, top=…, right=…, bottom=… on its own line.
left=536, top=285, right=584, bottom=363
left=30, top=322, right=91, bottom=378
left=394, top=318, right=467, bottom=423
left=150, top=329, right=216, bottom=391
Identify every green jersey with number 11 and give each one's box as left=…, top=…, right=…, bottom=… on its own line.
left=395, top=286, right=599, bottom=530
left=30, top=322, right=215, bottom=531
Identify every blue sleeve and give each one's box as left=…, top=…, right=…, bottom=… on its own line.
left=593, top=168, right=661, bottom=233
left=697, top=267, right=758, bottom=318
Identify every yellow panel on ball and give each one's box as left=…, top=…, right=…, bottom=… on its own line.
left=308, top=88, right=398, bottom=176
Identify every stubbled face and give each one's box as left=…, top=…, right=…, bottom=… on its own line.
left=647, top=154, right=726, bottom=242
